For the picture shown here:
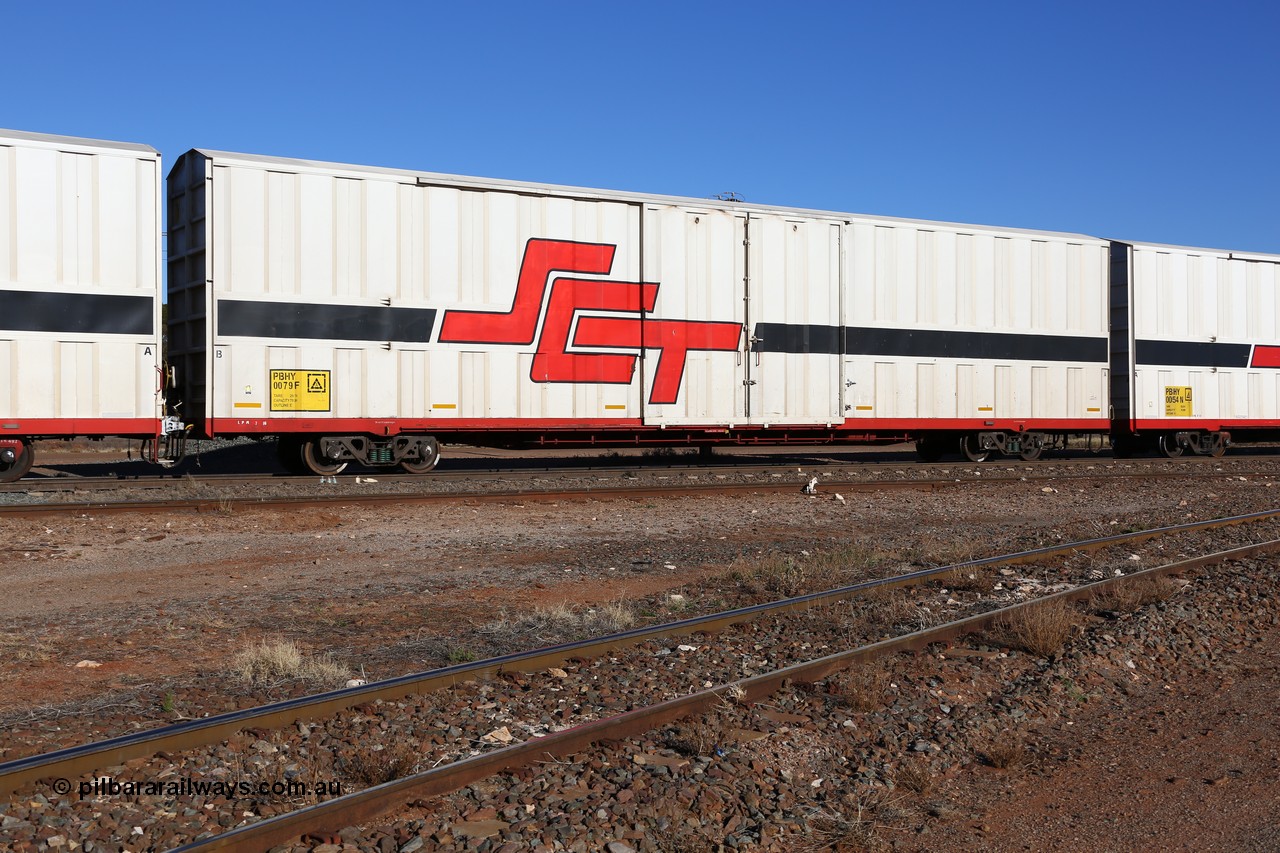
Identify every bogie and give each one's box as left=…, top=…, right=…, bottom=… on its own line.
left=0, top=442, right=35, bottom=483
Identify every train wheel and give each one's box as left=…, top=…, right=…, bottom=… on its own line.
left=399, top=437, right=441, bottom=474
left=301, top=439, right=348, bottom=476
left=1158, top=434, right=1184, bottom=458
left=1019, top=443, right=1043, bottom=462
left=1207, top=433, right=1227, bottom=458
left=0, top=441, right=34, bottom=483
left=960, top=434, right=992, bottom=463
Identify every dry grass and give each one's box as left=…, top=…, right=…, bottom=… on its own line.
left=796, top=786, right=909, bottom=853
left=728, top=546, right=888, bottom=601
left=858, top=590, right=933, bottom=636
left=231, top=638, right=349, bottom=687
left=336, top=741, right=419, bottom=787
left=0, top=631, right=53, bottom=663
left=937, top=566, right=992, bottom=593
left=994, top=598, right=1081, bottom=657
left=481, top=601, right=636, bottom=646
left=1089, top=576, right=1179, bottom=614
left=819, top=663, right=891, bottom=712
left=892, top=760, right=934, bottom=794
left=979, top=734, right=1028, bottom=769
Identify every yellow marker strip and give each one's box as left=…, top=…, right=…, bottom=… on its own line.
left=977, top=406, right=994, bottom=412
left=604, top=404, right=627, bottom=410
left=1087, top=407, right=1101, bottom=412
left=432, top=403, right=457, bottom=410
left=233, top=402, right=262, bottom=409
left=854, top=405, right=874, bottom=411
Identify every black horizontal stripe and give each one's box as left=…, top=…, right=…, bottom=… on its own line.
left=218, top=300, right=436, bottom=343
left=753, top=323, right=1108, bottom=363
left=1134, top=339, right=1251, bottom=368
left=753, top=323, right=843, bottom=355
left=0, top=290, right=152, bottom=336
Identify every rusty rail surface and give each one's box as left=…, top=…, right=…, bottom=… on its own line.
left=174, top=533, right=1280, bottom=851
left=3, top=509, right=1276, bottom=802
left=1, top=462, right=1275, bottom=516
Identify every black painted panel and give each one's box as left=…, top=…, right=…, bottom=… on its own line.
left=752, top=322, right=1108, bottom=363
left=218, top=300, right=436, bottom=343
left=1134, top=339, right=1251, bottom=368
left=0, top=290, right=153, bottom=335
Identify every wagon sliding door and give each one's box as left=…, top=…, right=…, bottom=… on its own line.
left=746, top=214, right=843, bottom=425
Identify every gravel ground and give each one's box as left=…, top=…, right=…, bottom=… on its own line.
left=0, top=448, right=1278, bottom=850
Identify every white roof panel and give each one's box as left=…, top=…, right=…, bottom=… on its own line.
left=0, top=127, right=157, bottom=156
left=188, top=147, right=1109, bottom=245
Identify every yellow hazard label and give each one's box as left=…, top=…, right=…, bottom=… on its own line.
left=1164, top=385, right=1192, bottom=417
left=270, top=370, right=331, bottom=412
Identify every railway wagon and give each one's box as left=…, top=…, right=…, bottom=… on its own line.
left=0, top=129, right=170, bottom=482
left=1111, top=240, right=1280, bottom=457
left=166, top=148, right=1112, bottom=474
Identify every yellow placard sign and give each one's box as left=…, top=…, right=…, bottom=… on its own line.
left=1164, top=385, right=1192, bottom=417
left=270, top=369, right=330, bottom=412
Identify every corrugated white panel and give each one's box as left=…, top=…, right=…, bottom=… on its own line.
left=398, top=350, right=428, bottom=418
left=0, top=341, right=8, bottom=412
left=1130, top=243, right=1280, bottom=425
left=956, top=364, right=975, bottom=416
left=994, top=365, right=1014, bottom=416
left=750, top=215, right=841, bottom=424
left=0, top=132, right=162, bottom=429
left=917, top=363, right=935, bottom=418
left=335, top=349, right=364, bottom=417
left=209, top=157, right=649, bottom=424
left=843, top=218, right=1108, bottom=423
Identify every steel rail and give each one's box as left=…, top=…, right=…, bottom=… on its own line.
left=1, top=463, right=1276, bottom=517
left=175, top=534, right=1280, bottom=851
left=8, top=449, right=1272, bottom=494
left=2, top=508, right=1275, bottom=799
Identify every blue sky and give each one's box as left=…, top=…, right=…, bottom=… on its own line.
left=6, top=1, right=1279, bottom=252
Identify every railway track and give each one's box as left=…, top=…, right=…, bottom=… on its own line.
left=9, top=446, right=1280, bottom=492
left=3, top=454, right=1280, bottom=516
left=3, top=510, right=1278, bottom=850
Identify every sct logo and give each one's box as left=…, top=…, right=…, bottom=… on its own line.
left=437, top=239, right=742, bottom=405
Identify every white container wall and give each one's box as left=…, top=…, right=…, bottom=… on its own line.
left=170, top=150, right=663, bottom=432
left=169, top=148, right=1115, bottom=441
left=841, top=219, right=1111, bottom=427
left=1125, top=242, right=1280, bottom=428
left=0, top=129, right=163, bottom=433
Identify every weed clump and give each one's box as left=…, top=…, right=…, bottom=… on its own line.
left=1089, top=576, right=1179, bottom=614
left=232, top=638, right=349, bottom=688
left=336, top=741, right=418, bottom=786
left=993, top=599, right=1080, bottom=658
left=481, top=601, right=636, bottom=647
left=979, top=734, right=1028, bottom=769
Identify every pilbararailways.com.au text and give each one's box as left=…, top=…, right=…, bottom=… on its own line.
left=66, top=777, right=343, bottom=798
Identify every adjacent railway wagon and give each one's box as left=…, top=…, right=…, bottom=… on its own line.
left=1110, top=240, right=1280, bottom=457
left=0, top=129, right=172, bottom=481
left=3, top=127, right=1279, bottom=482
left=165, top=148, right=1111, bottom=474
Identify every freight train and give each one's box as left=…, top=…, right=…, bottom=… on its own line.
left=2, top=127, right=1278, bottom=482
